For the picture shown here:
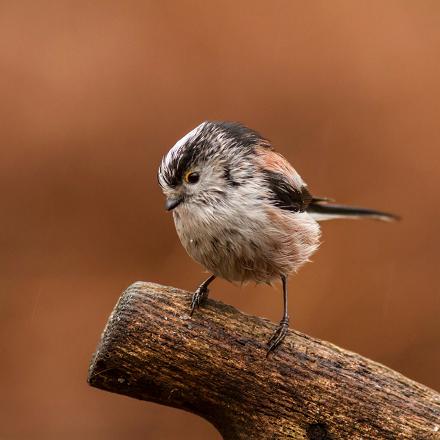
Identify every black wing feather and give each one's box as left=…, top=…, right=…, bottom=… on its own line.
left=263, top=170, right=311, bottom=212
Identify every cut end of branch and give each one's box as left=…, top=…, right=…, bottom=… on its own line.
left=88, top=281, right=440, bottom=440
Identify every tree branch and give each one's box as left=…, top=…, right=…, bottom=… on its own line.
left=88, top=282, right=440, bottom=439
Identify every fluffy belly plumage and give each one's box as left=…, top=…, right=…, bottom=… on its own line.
left=174, top=208, right=321, bottom=283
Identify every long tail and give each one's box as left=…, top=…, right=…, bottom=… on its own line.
left=307, top=198, right=399, bottom=222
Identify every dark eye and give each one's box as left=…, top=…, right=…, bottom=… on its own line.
left=184, top=171, right=200, bottom=184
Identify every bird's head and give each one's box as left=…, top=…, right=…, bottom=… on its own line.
left=158, top=121, right=270, bottom=212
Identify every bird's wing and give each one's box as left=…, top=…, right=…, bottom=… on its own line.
left=254, top=147, right=398, bottom=221
left=254, top=147, right=312, bottom=212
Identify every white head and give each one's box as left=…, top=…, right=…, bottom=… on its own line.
left=158, top=121, right=271, bottom=212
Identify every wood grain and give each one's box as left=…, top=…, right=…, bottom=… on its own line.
left=88, top=282, right=440, bottom=439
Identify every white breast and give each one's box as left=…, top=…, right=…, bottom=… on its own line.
left=173, top=187, right=321, bottom=283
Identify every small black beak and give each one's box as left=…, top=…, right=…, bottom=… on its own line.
left=165, top=196, right=183, bottom=211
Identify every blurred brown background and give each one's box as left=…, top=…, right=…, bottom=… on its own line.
left=1, top=1, right=439, bottom=439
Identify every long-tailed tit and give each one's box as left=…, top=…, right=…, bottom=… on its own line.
left=158, top=121, right=397, bottom=354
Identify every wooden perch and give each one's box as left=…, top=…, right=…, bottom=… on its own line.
left=88, top=282, right=440, bottom=439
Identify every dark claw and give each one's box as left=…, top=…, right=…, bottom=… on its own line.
left=190, top=285, right=209, bottom=316
left=266, top=317, right=289, bottom=357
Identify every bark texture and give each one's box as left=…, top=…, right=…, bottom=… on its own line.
left=88, top=282, right=440, bottom=439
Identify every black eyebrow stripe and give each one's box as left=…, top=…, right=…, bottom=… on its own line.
left=161, top=139, right=205, bottom=187
left=159, top=121, right=271, bottom=187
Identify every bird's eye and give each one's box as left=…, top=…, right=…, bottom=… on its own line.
left=184, top=171, right=200, bottom=184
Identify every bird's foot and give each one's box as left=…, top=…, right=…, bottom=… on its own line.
left=266, top=317, right=289, bottom=357
left=190, top=284, right=210, bottom=316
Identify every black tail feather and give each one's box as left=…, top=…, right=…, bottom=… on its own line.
left=307, top=201, right=399, bottom=222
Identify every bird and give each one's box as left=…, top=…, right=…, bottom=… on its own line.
left=157, top=121, right=398, bottom=355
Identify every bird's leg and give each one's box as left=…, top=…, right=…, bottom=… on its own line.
left=190, top=275, right=216, bottom=316
left=267, top=275, right=290, bottom=356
